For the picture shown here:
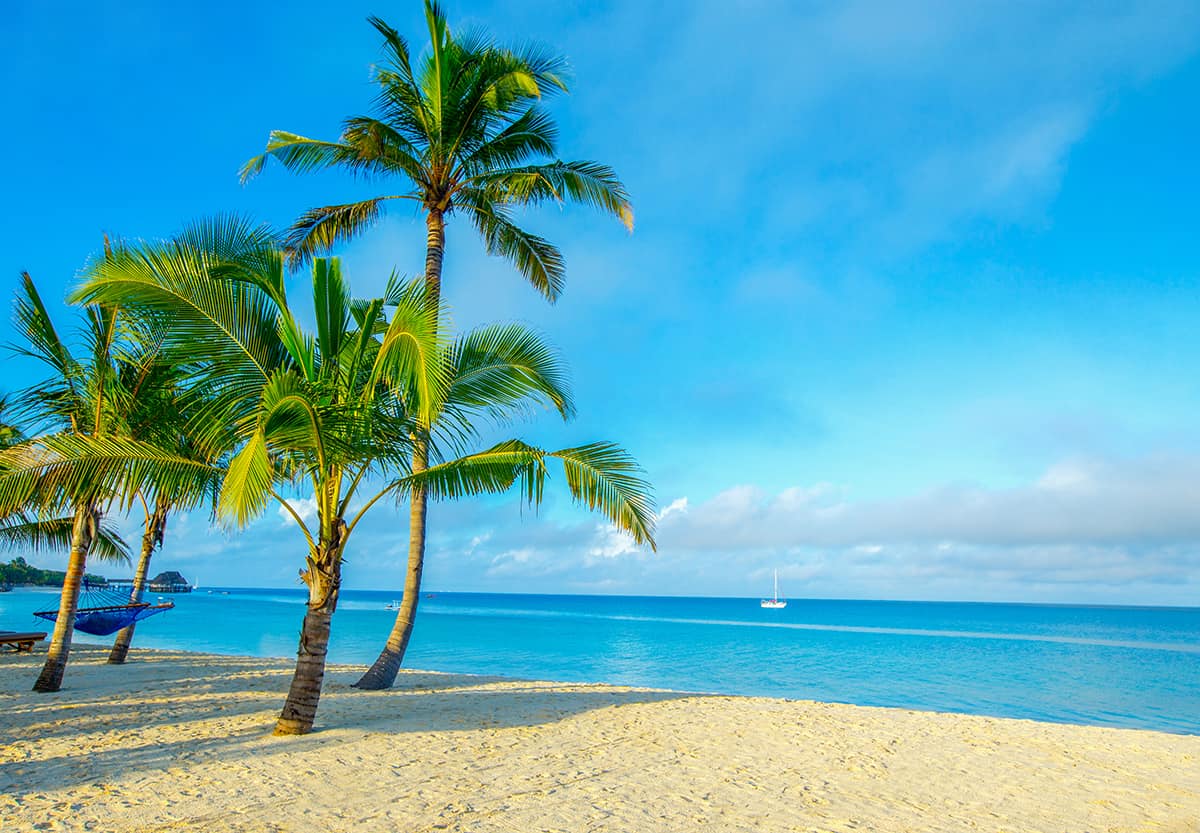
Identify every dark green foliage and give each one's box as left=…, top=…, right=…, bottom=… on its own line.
left=0, top=556, right=106, bottom=587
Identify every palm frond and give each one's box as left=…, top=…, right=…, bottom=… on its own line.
left=0, top=434, right=220, bottom=517
left=551, top=442, right=655, bottom=547
left=460, top=106, right=558, bottom=172
left=460, top=199, right=565, bottom=301
left=402, top=438, right=655, bottom=548
left=12, top=274, right=78, bottom=380
left=445, top=322, right=574, bottom=422
left=239, top=132, right=386, bottom=184
left=341, top=117, right=430, bottom=184
left=312, top=259, right=350, bottom=373
left=73, top=217, right=293, bottom=413
left=470, top=160, right=633, bottom=230
left=369, top=279, right=449, bottom=423
left=217, top=431, right=275, bottom=527
left=284, top=199, right=401, bottom=267
left=0, top=512, right=131, bottom=565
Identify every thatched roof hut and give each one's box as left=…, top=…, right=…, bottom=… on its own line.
left=148, top=571, right=192, bottom=593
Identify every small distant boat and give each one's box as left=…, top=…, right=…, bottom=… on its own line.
left=385, top=600, right=400, bottom=610
left=760, top=570, right=787, bottom=609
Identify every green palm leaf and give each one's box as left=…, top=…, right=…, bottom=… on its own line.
left=443, top=322, right=574, bottom=427
left=402, top=439, right=656, bottom=547
left=460, top=198, right=565, bottom=301
left=0, top=434, right=219, bottom=517
left=0, top=512, right=131, bottom=564
left=284, top=199, right=401, bottom=266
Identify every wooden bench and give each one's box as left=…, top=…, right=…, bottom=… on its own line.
left=0, top=631, right=47, bottom=652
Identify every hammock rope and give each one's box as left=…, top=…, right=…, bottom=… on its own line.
left=33, top=579, right=175, bottom=636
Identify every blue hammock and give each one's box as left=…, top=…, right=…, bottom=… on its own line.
left=33, top=580, right=174, bottom=636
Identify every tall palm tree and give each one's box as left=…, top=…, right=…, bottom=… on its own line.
left=78, top=218, right=653, bottom=733
left=352, top=324, right=656, bottom=689
left=241, top=0, right=633, bottom=301
left=0, top=275, right=213, bottom=691
left=242, top=2, right=636, bottom=665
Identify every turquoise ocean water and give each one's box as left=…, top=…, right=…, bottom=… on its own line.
left=4, top=587, right=1198, bottom=735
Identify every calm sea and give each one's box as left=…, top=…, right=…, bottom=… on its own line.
left=4, top=587, right=1198, bottom=734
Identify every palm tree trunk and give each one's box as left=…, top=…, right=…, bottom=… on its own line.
left=108, top=503, right=168, bottom=664
left=353, top=444, right=428, bottom=689
left=33, top=504, right=98, bottom=692
left=352, top=209, right=445, bottom=690
left=275, top=522, right=345, bottom=735
left=423, top=209, right=445, bottom=301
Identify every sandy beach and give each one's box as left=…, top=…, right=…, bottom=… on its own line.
left=2, top=646, right=1197, bottom=833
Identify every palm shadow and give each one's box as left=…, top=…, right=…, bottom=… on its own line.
left=2, top=647, right=692, bottom=794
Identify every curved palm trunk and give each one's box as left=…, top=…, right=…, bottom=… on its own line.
left=33, top=504, right=99, bottom=692
left=108, top=503, right=168, bottom=664
left=354, top=445, right=428, bottom=689
left=354, top=211, right=444, bottom=690
left=275, top=520, right=346, bottom=735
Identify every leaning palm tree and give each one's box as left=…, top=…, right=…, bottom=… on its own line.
left=0, top=275, right=213, bottom=691
left=4, top=275, right=125, bottom=692
left=79, top=218, right=653, bottom=733
left=352, top=324, right=656, bottom=689
left=242, top=2, right=635, bottom=661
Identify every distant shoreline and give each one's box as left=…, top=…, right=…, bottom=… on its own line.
left=99, top=584, right=1200, bottom=612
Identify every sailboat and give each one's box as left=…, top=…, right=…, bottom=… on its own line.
left=760, top=570, right=787, bottom=609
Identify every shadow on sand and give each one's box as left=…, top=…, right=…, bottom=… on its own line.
left=1, top=646, right=692, bottom=794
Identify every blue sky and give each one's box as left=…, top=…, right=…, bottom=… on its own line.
left=5, top=1, right=1200, bottom=604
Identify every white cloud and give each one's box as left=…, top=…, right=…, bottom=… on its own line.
left=70, top=452, right=1199, bottom=605
left=277, top=497, right=318, bottom=528
left=665, top=454, right=1200, bottom=550
left=587, top=525, right=640, bottom=561
left=658, top=497, right=689, bottom=521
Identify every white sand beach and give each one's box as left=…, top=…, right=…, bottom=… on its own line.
left=2, top=646, right=1198, bottom=833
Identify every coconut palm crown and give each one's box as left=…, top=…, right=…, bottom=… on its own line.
left=240, top=0, right=632, bottom=302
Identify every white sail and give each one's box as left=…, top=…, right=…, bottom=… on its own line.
left=760, top=569, right=787, bottom=609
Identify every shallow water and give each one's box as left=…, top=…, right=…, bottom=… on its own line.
left=5, top=587, right=1198, bottom=734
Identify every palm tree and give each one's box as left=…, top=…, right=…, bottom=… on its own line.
left=241, top=0, right=633, bottom=302
left=78, top=218, right=653, bottom=733
left=108, top=363, right=215, bottom=664
left=6, top=274, right=124, bottom=692
left=353, top=325, right=655, bottom=690
left=78, top=221, right=379, bottom=730
left=0, top=275, right=213, bottom=691
left=242, top=2, right=636, bottom=668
